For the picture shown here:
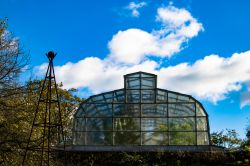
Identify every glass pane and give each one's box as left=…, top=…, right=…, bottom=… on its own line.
left=96, top=104, right=112, bottom=116
left=196, top=103, right=206, bottom=116
left=142, top=104, right=155, bottom=116
left=74, top=118, right=85, bottom=131
left=141, top=78, right=155, bottom=89
left=89, top=94, right=114, bottom=103
left=142, top=132, right=168, bottom=145
left=91, top=95, right=104, bottom=102
left=169, top=103, right=195, bottom=117
left=83, top=103, right=94, bottom=116
left=157, top=90, right=168, bottom=102
left=75, top=104, right=85, bottom=117
left=74, top=132, right=85, bottom=145
left=141, top=73, right=155, bottom=77
left=126, top=77, right=140, bottom=89
left=126, top=73, right=140, bottom=78
left=86, top=118, right=112, bottom=131
left=85, top=103, right=112, bottom=117
left=197, top=132, right=209, bottom=145
left=142, top=90, right=155, bottom=103
left=86, top=131, right=113, bottom=145
left=169, top=118, right=195, bottom=131
left=114, top=118, right=140, bottom=131
left=114, top=132, right=140, bottom=145
left=103, top=93, right=114, bottom=103
left=197, top=117, right=207, bottom=131
left=169, top=132, right=196, bottom=145
left=156, top=104, right=168, bottom=116
left=113, top=90, right=125, bottom=102
left=114, top=104, right=140, bottom=117
left=126, top=90, right=140, bottom=103
left=168, top=93, right=190, bottom=102
left=142, top=104, right=167, bottom=117
left=141, top=118, right=168, bottom=131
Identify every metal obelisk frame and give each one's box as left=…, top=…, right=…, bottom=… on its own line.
left=22, top=51, right=66, bottom=165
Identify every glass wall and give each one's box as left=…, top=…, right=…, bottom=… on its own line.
left=73, top=72, right=210, bottom=146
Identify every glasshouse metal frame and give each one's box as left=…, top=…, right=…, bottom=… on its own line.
left=72, top=72, right=212, bottom=151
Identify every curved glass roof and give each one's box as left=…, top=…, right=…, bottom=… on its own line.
left=73, top=72, right=210, bottom=147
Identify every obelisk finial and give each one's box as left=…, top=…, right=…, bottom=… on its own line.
left=46, top=51, right=56, bottom=61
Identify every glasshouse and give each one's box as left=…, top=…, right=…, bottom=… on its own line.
left=72, top=72, right=212, bottom=151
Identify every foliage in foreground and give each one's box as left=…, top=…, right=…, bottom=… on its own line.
left=0, top=79, right=82, bottom=165
left=65, top=151, right=250, bottom=166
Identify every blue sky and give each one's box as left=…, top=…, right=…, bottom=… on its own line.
left=1, top=0, right=250, bottom=139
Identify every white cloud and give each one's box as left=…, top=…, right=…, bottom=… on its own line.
left=157, top=51, right=250, bottom=103
left=108, top=6, right=203, bottom=64
left=127, top=1, right=147, bottom=17
left=34, top=63, right=48, bottom=76
left=156, top=6, right=204, bottom=39
left=108, top=29, right=158, bottom=64
left=54, top=58, right=158, bottom=93
left=157, top=6, right=193, bottom=27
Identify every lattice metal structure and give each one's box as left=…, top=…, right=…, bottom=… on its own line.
left=72, top=72, right=211, bottom=151
left=22, top=51, right=66, bottom=165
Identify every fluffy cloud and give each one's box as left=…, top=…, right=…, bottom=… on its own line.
left=108, top=6, right=203, bottom=64
left=54, top=58, right=158, bottom=93
left=157, top=6, right=194, bottom=27
left=127, top=1, right=147, bottom=17
left=108, top=29, right=158, bottom=64
left=157, top=51, right=250, bottom=103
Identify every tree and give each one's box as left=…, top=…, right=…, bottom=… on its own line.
left=0, top=79, right=82, bottom=165
left=224, top=129, right=242, bottom=149
left=211, top=129, right=242, bottom=149
left=211, top=131, right=224, bottom=147
left=0, top=17, right=29, bottom=165
left=241, top=121, right=250, bottom=151
left=0, top=18, right=28, bottom=93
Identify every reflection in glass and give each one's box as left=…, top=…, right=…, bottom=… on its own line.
left=142, top=132, right=168, bottom=145
left=114, top=104, right=140, bottom=117
left=141, top=77, right=155, bottom=89
left=86, top=132, right=113, bottom=145
left=141, top=118, right=168, bottom=131
left=142, top=90, right=155, bottom=102
left=169, top=132, right=196, bottom=145
left=196, top=103, right=206, bottom=116
left=114, top=118, right=140, bottom=131
left=197, top=132, right=209, bottom=145
left=85, top=118, right=112, bottom=131
left=126, top=90, right=140, bottom=103
left=169, top=118, right=195, bottom=131
left=197, top=118, right=207, bottom=131
left=114, top=132, right=140, bottom=145
left=169, top=103, right=195, bottom=117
